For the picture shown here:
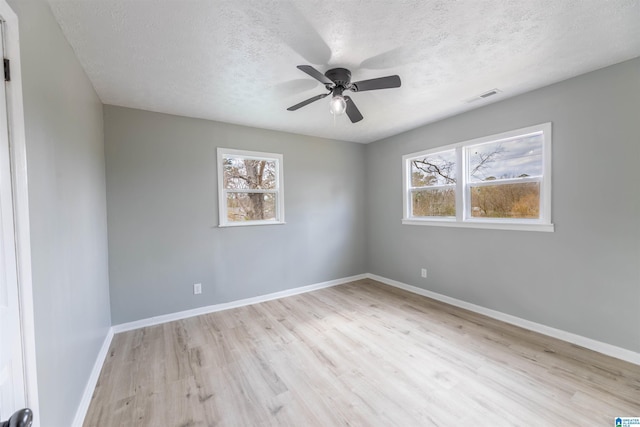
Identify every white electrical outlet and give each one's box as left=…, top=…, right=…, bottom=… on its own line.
left=193, top=283, right=202, bottom=295
left=421, top=268, right=427, bottom=278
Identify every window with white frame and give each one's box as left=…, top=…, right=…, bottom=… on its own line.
left=402, top=123, right=553, bottom=232
left=217, top=148, right=285, bottom=227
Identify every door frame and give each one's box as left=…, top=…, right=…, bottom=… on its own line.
left=0, top=1, right=40, bottom=425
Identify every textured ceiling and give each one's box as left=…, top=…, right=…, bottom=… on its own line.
left=47, top=0, right=640, bottom=143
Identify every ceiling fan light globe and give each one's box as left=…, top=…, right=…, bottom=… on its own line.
left=330, top=95, right=347, bottom=115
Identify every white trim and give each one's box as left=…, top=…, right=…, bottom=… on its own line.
left=0, top=18, right=26, bottom=419
left=219, top=147, right=278, bottom=161
left=0, top=2, right=40, bottom=425
left=218, top=220, right=286, bottom=228
left=401, top=218, right=555, bottom=232
left=114, top=271, right=638, bottom=365
left=223, top=188, right=279, bottom=194
left=457, top=123, right=548, bottom=151
left=409, top=183, right=455, bottom=191
left=468, top=175, right=541, bottom=187
left=73, top=271, right=637, bottom=427
left=217, top=147, right=285, bottom=227
left=71, top=328, right=114, bottom=427
left=113, top=274, right=367, bottom=333
left=366, top=273, right=640, bottom=366
left=541, top=122, right=553, bottom=225
left=402, top=123, right=553, bottom=232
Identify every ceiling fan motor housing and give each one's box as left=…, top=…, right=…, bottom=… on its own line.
left=324, top=68, right=352, bottom=90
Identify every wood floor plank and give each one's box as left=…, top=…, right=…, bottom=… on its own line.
left=84, top=279, right=640, bottom=426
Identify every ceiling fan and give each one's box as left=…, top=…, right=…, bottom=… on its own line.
left=287, top=65, right=401, bottom=123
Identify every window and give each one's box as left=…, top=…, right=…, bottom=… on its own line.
left=402, top=123, right=553, bottom=232
left=409, top=149, right=457, bottom=217
left=217, top=148, right=285, bottom=227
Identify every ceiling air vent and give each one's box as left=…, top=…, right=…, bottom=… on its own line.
left=467, top=88, right=502, bottom=103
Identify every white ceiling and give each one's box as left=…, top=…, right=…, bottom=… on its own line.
left=47, top=0, right=640, bottom=143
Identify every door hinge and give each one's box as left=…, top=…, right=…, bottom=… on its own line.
left=4, top=58, right=10, bottom=82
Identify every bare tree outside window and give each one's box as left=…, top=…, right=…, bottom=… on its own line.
left=406, top=132, right=544, bottom=220
left=218, top=148, right=284, bottom=226
left=467, top=134, right=542, bottom=219
left=403, top=124, right=552, bottom=231
left=224, top=158, right=277, bottom=221
left=410, top=150, right=456, bottom=217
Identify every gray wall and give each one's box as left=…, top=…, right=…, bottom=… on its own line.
left=104, top=106, right=367, bottom=324
left=7, top=1, right=637, bottom=421
left=8, top=0, right=112, bottom=425
left=366, top=58, right=640, bottom=352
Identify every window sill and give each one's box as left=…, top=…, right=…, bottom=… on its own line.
left=402, top=218, right=554, bottom=232
left=219, top=220, right=286, bottom=228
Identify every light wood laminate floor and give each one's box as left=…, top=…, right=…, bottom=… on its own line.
left=84, top=279, right=640, bottom=426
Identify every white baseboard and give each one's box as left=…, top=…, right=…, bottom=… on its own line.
left=366, top=273, right=640, bottom=366
left=72, top=326, right=114, bottom=427
left=113, top=274, right=368, bottom=333
left=76, top=272, right=639, bottom=427
left=74, top=274, right=365, bottom=427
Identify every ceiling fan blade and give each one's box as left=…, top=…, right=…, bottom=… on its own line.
left=287, top=92, right=330, bottom=111
left=352, top=75, right=401, bottom=92
left=297, top=65, right=334, bottom=86
left=344, top=96, right=363, bottom=123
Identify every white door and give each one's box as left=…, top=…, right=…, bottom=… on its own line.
left=0, top=19, right=26, bottom=420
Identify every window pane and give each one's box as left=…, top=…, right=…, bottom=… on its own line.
left=470, top=182, right=540, bottom=219
left=410, top=150, right=456, bottom=187
left=226, top=192, right=276, bottom=221
left=411, top=188, right=455, bottom=217
left=223, top=158, right=277, bottom=190
left=467, top=133, right=543, bottom=183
